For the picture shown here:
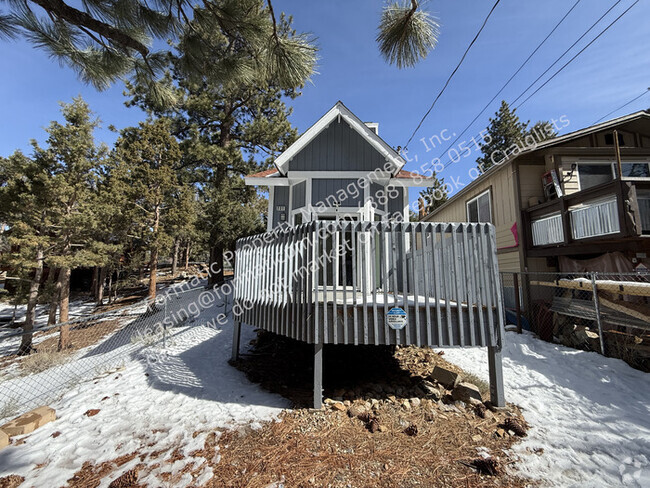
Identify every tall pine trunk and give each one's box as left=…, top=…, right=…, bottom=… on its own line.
left=208, top=245, right=224, bottom=286
left=148, top=205, right=161, bottom=299
left=96, top=266, right=106, bottom=305
left=19, top=248, right=44, bottom=355
left=184, top=241, right=190, bottom=270
left=90, top=266, right=99, bottom=299
left=57, top=266, right=72, bottom=350
left=47, top=268, right=61, bottom=327
left=171, top=238, right=180, bottom=276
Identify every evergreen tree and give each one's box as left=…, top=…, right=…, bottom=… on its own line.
left=31, top=97, right=108, bottom=349
left=476, top=101, right=556, bottom=172
left=128, top=10, right=300, bottom=285
left=111, top=118, right=182, bottom=299
left=0, top=151, right=53, bottom=354
left=418, top=171, right=448, bottom=215
left=2, top=1, right=438, bottom=100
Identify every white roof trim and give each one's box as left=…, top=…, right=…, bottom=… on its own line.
left=275, top=101, right=405, bottom=175
left=244, top=175, right=289, bottom=186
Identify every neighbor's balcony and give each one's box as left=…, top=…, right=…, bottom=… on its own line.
left=523, top=180, right=650, bottom=253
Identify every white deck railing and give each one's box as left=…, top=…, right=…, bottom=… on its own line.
left=570, top=197, right=620, bottom=240
left=233, top=221, right=505, bottom=349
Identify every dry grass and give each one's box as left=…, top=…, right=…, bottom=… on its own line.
left=19, top=349, right=70, bottom=374
left=203, top=402, right=528, bottom=488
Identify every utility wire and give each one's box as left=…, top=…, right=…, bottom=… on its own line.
left=593, top=88, right=650, bottom=124
left=511, top=0, right=623, bottom=106
left=403, top=0, right=502, bottom=151
left=515, top=0, right=638, bottom=108
left=437, top=0, right=635, bottom=171
left=428, top=0, right=582, bottom=170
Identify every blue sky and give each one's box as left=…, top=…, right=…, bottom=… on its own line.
left=1, top=0, right=649, bottom=205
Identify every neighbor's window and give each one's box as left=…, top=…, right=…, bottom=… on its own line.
left=577, top=162, right=613, bottom=190
left=466, top=189, right=492, bottom=223
left=621, top=162, right=650, bottom=178
left=577, top=161, right=650, bottom=189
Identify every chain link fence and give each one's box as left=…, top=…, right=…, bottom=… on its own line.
left=501, top=271, right=650, bottom=371
left=0, top=281, right=230, bottom=422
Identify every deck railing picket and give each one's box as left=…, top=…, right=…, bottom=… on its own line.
left=360, top=222, right=369, bottom=345
left=410, top=224, right=421, bottom=346
left=342, top=221, right=349, bottom=343
left=450, top=225, right=465, bottom=346
left=380, top=223, right=390, bottom=345
left=332, top=224, right=338, bottom=344
left=322, top=222, right=329, bottom=344
left=370, top=225, right=379, bottom=345
left=351, top=223, right=358, bottom=345
left=389, top=224, right=400, bottom=344
left=420, top=224, right=432, bottom=345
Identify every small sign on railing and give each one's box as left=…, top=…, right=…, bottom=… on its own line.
left=387, top=307, right=407, bottom=330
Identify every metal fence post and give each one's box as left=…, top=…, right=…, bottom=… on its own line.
left=231, top=320, right=242, bottom=361
left=163, top=296, right=168, bottom=349
left=513, top=273, right=522, bottom=334
left=590, top=272, right=606, bottom=355
left=488, top=346, right=505, bottom=407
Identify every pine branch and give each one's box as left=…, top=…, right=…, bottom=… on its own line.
left=29, top=0, right=150, bottom=58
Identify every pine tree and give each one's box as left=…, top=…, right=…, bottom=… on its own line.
left=2, top=1, right=438, bottom=101
left=111, top=118, right=182, bottom=299
left=476, top=101, right=556, bottom=172
left=31, top=97, right=108, bottom=349
left=418, top=171, right=448, bottom=215
left=1, top=1, right=317, bottom=105
left=127, top=11, right=300, bottom=285
left=0, top=151, right=53, bottom=354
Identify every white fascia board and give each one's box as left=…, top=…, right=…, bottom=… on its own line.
left=287, top=171, right=393, bottom=179
left=244, top=176, right=289, bottom=186
left=275, top=102, right=405, bottom=175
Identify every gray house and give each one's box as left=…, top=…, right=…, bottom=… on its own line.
left=236, top=102, right=507, bottom=409
left=245, top=101, right=432, bottom=228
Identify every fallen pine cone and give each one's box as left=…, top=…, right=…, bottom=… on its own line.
left=503, top=417, right=528, bottom=437
left=472, top=457, right=500, bottom=476
left=357, top=412, right=372, bottom=424
left=108, top=468, right=138, bottom=488
left=403, top=424, right=418, bottom=437
left=474, top=403, right=486, bottom=419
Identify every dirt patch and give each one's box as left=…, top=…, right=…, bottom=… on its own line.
left=0, top=475, right=25, bottom=488
left=205, top=402, right=527, bottom=487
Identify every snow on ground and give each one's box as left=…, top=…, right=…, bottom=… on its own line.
left=443, top=332, right=650, bottom=488
left=0, top=286, right=288, bottom=487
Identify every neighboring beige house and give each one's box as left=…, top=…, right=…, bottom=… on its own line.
left=422, top=111, right=650, bottom=274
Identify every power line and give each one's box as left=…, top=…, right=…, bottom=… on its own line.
left=515, top=0, right=638, bottom=109
left=428, top=0, right=582, bottom=170
left=593, top=88, right=650, bottom=124
left=403, top=0, right=502, bottom=151
left=437, top=0, right=635, bottom=171
left=511, top=0, right=623, bottom=107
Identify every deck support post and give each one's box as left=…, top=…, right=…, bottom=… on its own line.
left=232, top=320, right=242, bottom=361
left=488, top=346, right=505, bottom=407
left=313, top=342, right=324, bottom=409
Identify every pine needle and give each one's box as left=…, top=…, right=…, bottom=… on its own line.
left=377, top=0, right=440, bottom=68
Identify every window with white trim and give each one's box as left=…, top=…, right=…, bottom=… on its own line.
left=466, top=189, right=492, bottom=223
left=577, top=161, right=650, bottom=190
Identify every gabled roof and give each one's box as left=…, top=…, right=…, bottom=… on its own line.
left=273, top=101, right=406, bottom=175
left=424, top=109, right=650, bottom=219
left=527, top=110, right=650, bottom=152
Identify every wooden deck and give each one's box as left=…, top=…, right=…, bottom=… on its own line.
left=232, top=221, right=506, bottom=408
